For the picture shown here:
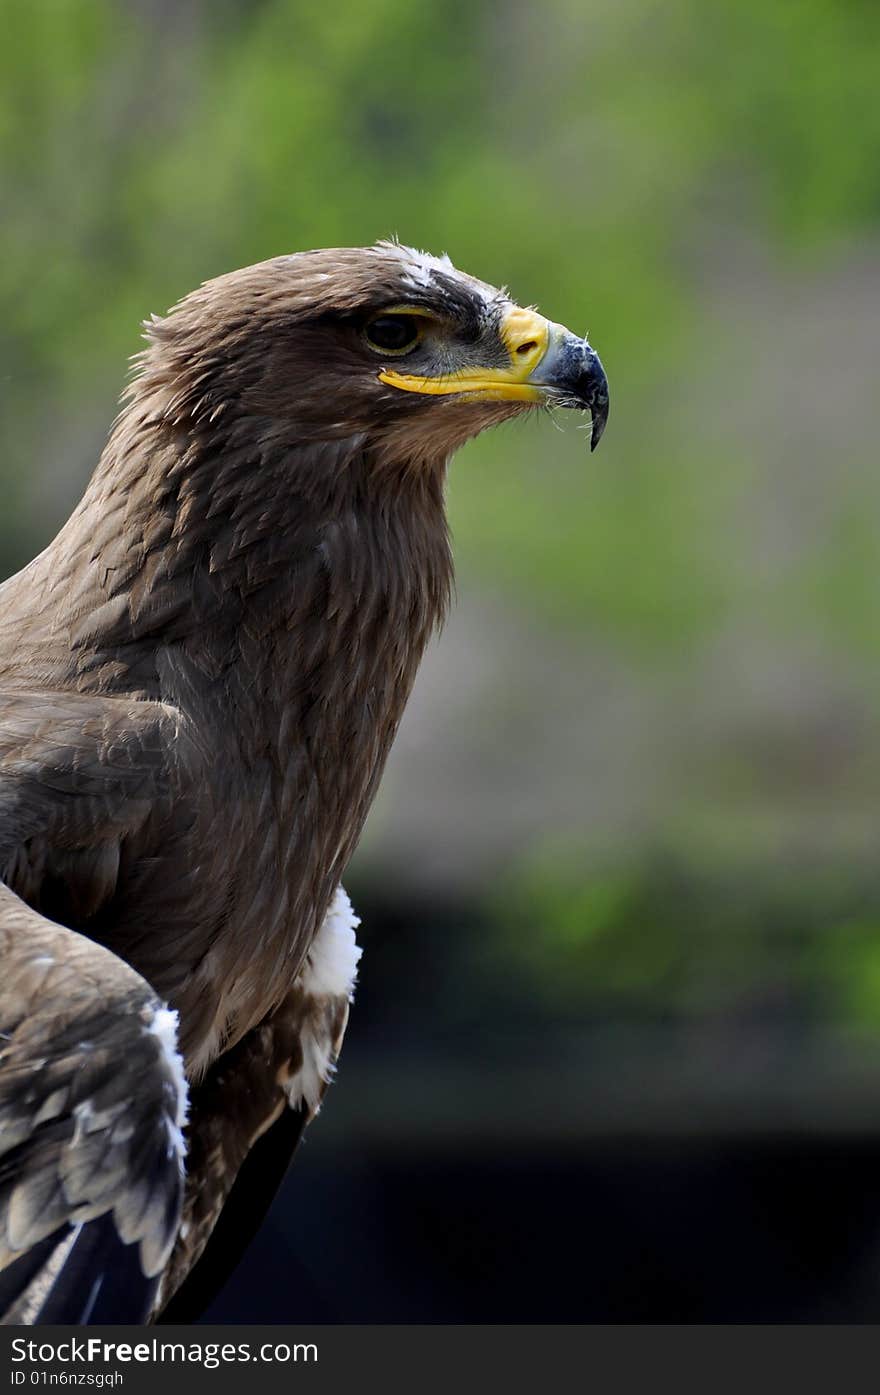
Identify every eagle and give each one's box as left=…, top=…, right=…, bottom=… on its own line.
left=0, top=242, right=608, bottom=1324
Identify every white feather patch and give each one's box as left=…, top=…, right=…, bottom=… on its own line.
left=284, top=886, right=362, bottom=1115
left=380, top=241, right=456, bottom=292
left=146, top=1005, right=189, bottom=1161
left=291, top=1030, right=338, bottom=1118
left=302, top=886, right=362, bottom=1000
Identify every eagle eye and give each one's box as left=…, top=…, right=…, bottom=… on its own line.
left=364, top=314, right=422, bottom=355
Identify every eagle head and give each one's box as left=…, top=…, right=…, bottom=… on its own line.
left=138, top=240, right=609, bottom=475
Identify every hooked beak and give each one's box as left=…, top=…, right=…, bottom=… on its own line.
left=525, top=323, right=610, bottom=452
left=378, top=305, right=610, bottom=451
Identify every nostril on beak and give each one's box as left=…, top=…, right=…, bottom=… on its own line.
left=517, top=340, right=538, bottom=357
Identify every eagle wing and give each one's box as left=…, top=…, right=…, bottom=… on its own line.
left=0, top=690, right=199, bottom=1322
left=0, top=690, right=200, bottom=922
left=0, top=882, right=187, bottom=1323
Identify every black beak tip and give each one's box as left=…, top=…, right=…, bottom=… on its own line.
left=590, top=393, right=609, bottom=452
left=573, top=342, right=609, bottom=452
left=536, top=332, right=609, bottom=449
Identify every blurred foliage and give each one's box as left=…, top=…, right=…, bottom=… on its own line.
left=480, top=838, right=880, bottom=1030
left=2, top=0, right=880, bottom=1034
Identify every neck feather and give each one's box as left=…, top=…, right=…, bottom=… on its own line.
left=16, top=392, right=453, bottom=703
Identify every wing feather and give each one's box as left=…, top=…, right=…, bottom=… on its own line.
left=0, top=882, right=187, bottom=1324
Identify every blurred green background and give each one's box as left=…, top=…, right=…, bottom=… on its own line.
left=3, top=0, right=880, bottom=1320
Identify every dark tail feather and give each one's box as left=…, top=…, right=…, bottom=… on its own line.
left=0, top=1229, right=67, bottom=1321
left=0, top=1217, right=158, bottom=1325
left=159, top=1104, right=307, bottom=1322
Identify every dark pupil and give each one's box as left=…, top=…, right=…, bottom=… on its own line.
left=368, top=315, right=417, bottom=351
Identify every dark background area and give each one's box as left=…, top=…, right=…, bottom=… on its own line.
left=202, top=888, right=880, bottom=1323
left=208, top=1139, right=880, bottom=1322
left=3, top=0, right=880, bottom=1322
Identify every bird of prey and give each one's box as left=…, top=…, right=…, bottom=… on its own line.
left=0, top=241, right=608, bottom=1324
